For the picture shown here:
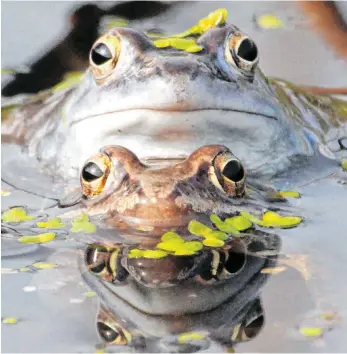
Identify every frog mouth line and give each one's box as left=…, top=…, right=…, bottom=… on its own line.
left=71, top=107, right=278, bottom=126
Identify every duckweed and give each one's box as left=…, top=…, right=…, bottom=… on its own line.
left=2, top=318, right=17, bottom=324
left=240, top=210, right=302, bottom=229
left=177, top=332, right=206, bottom=343
left=299, top=327, right=323, bottom=338
left=83, top=291, right=97, bottom=297
left=154, top=38, right=203, bottom=52
left=173, top=8, right=228, bottom=38
left=202, top=238, right=225, bottom=248
left=2, top=207, right=34, bottom=223
left=142, top=250, right=168, bottom=259
left=341, top=158, right=347, bottom=171
left=18, top=232, right=56, bottom=244
left=1, top=189, right=11, bottom=196
left=278, top=190, right=301, bottom=198
left=224, top=215, right=252, bottom=231
left=71, top=213, right=96, bottom=233
left=32, top=262, right=56, bottom=269
left=36, top=217, right=65, bottom=229
left=256, top=14, right=284, bottom=29
left=210, top=215, right=240, bottom=235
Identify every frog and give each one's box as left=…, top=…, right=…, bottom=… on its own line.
left=2, top=8, right=346, bottom=190
left=69, top=143, right=281, bottom=349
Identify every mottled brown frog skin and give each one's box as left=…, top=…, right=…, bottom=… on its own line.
left=79, top=144, right=247, bottom=233
left=2, top=9, right=346, bottom=181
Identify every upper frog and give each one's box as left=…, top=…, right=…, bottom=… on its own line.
left=2, top=9, right=346, bottom=180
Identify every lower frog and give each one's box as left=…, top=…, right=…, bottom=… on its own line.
left=61, top=144, right=282, bottom=350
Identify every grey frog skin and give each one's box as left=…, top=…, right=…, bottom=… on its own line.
left=2, top=9, right=347, bottom=181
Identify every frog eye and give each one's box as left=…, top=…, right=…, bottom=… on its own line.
left=90, top=34, right=121, bottom=80
left=81, top=154, right=111, bottom=198
left=209, top=151, right=246, bottom=196
left=97, top=321, right=129, bottom=345
left=85, top=244, right=109, bottom=274
left=225, top=34, right=258, bottom=72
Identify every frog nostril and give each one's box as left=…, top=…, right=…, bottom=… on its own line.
left=237, top=38, right=258, bottom=62
left=91, top=43, right=113, bottom=65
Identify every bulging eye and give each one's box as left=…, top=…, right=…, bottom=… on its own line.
left=97, top=321, right=129, bottom=345
left=225, top=33, right=259, bottom=72
left=81, top=154, right=111, bottom=198
left=90, top=34, right=121, bottom=80
left=209, top=150, right=246, bottom=196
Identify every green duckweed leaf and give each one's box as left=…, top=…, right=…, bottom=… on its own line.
left=71, top=214, right=96, bottom=233
left=2, top=207, right=34, bottom=223
left=36, top=217, right=65, bottom=229
left=18, top=233, right=56, bottom=244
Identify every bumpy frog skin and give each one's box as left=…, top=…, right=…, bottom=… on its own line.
left=2, top=9, right=346, bottom=180
left=78, top=144, right=248, bottom=231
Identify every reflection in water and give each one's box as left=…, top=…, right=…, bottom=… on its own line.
left=80, top=227, right=280, bottom=352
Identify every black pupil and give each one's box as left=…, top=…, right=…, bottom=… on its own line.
left=91, top=43, right=112, bottom=65
left=97, top=322, right=119, bottom=343
left=237, top=38, right=258, bottom=62
left=82, top=162, right=103, bottom=182
left=222, top=160, right=244, bottom=182
left=85, top=244, right=108, bottom=273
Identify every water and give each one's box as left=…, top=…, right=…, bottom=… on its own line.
left=2, top=2, right=347, bottom=352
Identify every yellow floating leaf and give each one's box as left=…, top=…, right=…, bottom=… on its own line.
left=240, top=211, right=302, bottom=229
left=278, top=190, right=301, bottom=198
left=36, top=217, right=65, bottom=229
left=341, top=158, right=347, bottom=171
left=2, top=207, right=34, bottom=223
left=71, top=213, right=96, bottom=233
left=19, top=267, right=31, bottom=272
left=142, top=250, right=168, bottom=259
left=257, top=14, right=284, bottom=29
left=177, top=332, right=206, bottom=343
left=128, top=249, right=144, bottom=259
left=262, top=211, right=302, bottom=228
left=299, top=327, right=323, bottom=338
left=154, top=38, right=203, bottom=52
left=173, top=249, right=196, bottom=256
left=261, top=266, right=287, bottom=274
left=173, top=8, right=228, bottom=38
left=183, top=241, right=203, bottom=252
left=161, top=231, right=183, bottom=242
left=32, top=262, right=56, bottom=269
left=203, top=238, right=225, bottom=248
left=18, top=232, right=56, bottom=244
left=83, top=291, right=97, bottom=297
left=225, top=215, right=252, bottom=231
left=188, top=220, right=215, bottom=237
left=2, top=317, right=17, bottom=324
left=1, top=189, right=11, bottom=196
left=157, top=238, right=185, bottom=252
left=210, top=215, right=240, bottom=235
